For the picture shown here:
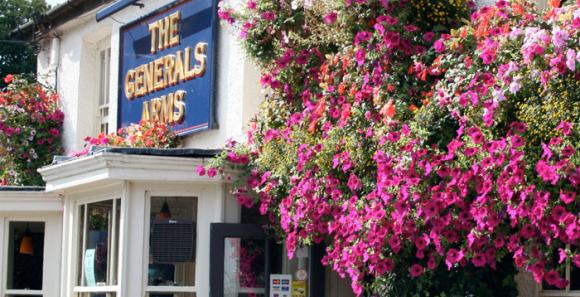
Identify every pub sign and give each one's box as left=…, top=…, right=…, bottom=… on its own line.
left=118, top=0, right=217, bottom=135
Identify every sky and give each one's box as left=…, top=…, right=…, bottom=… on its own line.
left=46, top=0, right=66, bottom=7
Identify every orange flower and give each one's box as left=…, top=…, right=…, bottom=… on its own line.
left=512, top=2, right=524, bottom=15
left=314, top=98, right=326, bottom=117
left=3, top=74, right=13, bottom=84
left=380, top=99, right=396, bottom=119
left=460, top=27, right=468, bottom=38
left=308, top=118, right=318, bottom=133
left=338, top=83, right=346, bottom=95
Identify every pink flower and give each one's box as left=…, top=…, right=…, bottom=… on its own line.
left=409, top=264, right=424, bottom=278
left=556, top=121, right=572, bottom=135
left=261, top=11, right=276, bottom=21
left=354, top=31, right=372, bottom=45
left=573, top=255, right=580, bottom=268
left=246, top=0, right=256, bottom=9
left=355, top=48, right=366, bottom=66
left=560, top=190, right=576, bottom=205
left=544, top=270, right=566, bottom=288
left=347, top=173, right=361, bottom=191
left=480, top=49, right=496, bottom=65
left=415, top=234, right=430, bottom=250
left=445, top=248, right=464, bottom=269
left=433, top=39, right=445, bottom=53
left=510, top=135, right=524, bottom=148
left=423, top=32, right=435, bottom=42
left=403, top=24, right=418, bottom=32
left=207, top=167, right=218, bottom=177
left=375, top=258, right=394, bottom=274
left=552, top=28, right=569, bottom=48
left=4, top=74, right=13, bottom=84
left=388, top=236, right=401, bottom=254
left=196, top=165, right=206, bottom=176
left=551, top=205, right=568, bottom=222
left=323, top=12, right=337, bottom=24
left=49, top=128, right=60, bottom=137
left=471, top=253, right=486, bottom=267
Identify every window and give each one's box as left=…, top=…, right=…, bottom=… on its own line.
left=145, top=197, right=197, bottom=297
left=541, top=256, right=580, bottom=296
left=97, top=47, right=111, bottom=134
left=5, top=221, right=45, bottom=297
left=75, top=199, right=121, bottom=297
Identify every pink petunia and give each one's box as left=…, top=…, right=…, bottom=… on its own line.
left=409, top=264, right=424, bottom=278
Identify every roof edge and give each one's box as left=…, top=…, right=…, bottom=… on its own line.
left=12, top=0, right=112, bottom=40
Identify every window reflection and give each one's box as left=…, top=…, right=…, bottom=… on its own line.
left=77, top=199, right=121, bottom=287
left=148, top=197, right=197, bottom=288
left=7, top=221, right=45, bottom=291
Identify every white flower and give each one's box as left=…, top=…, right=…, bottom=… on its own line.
left=291, top=0, right=299, bottom=9
left=509, top=77, right=522, bottom=94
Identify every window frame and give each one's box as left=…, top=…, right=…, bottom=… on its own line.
left=142, top=193, right=199, bottom=296
left=96, top=39, right=111, bottom=135
left=73, top=196, right=122, bottom=295
left=1, top=217, right=48, bottom=297
left=540, top=253, right=580, bottom=297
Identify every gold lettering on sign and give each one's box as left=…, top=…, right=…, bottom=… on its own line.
left=125, top=70, right=135, bottom=99
left=148, top=11, right=181, bottom=54
left=125, top=8, right=211, bottom=127
left=124, top=42, right=208, bottom=100
left=139, top=90, right=186, bottom=124
left=173, top=90, right=186, bottom=124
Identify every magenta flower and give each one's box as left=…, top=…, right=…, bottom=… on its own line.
left=261, top=11, right=276, bottom=21
left=560, top=190, right=576, bottom=204
left=409, top=264, right=424, bottom=278
left=423, top=31, right=435, bottom=42
left=323, top=12, right=337, bottom=24
left=433, top=39, right=445, bottom=53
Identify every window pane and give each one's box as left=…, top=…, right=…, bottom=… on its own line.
left=78, top=199, right=120, bottom=287
left=571, top=264, right=580, bottom=290
left=147, top=293, right=196, bottom=297
left=78, top=293, right=116, bottom=297
left=224, top=238, right=266, bottom=297
left=98, top=47, right=111, bottom=134
left=148, top=197, right=197, bottom=287
left=7, top=221, right=45, bottom=290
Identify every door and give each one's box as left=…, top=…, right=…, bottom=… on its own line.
left=210, top=224, right=273, bottom=297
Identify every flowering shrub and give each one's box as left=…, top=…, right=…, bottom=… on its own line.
left=209, top=0, right=580, bottom=295
left=73, top=121, right=180, bottom=156
left=0, top=75, right=64, bottom=186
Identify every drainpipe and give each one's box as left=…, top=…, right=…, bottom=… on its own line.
left=48, top=36, right=60, bottom=90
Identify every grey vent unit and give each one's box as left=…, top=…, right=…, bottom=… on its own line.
left=151, top=220, right=195, bottom=263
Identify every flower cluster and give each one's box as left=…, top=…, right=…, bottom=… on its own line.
left=73, top=121, right=180, bottom=156
left=0, top=75, right=64, bottom=186
left=209, top=0, right=580, bottom=295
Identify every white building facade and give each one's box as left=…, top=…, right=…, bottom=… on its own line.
left=2, top=0, right=574, bottom=297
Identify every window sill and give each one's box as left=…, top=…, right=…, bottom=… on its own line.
left=5, top=289, right=43, bottom=296
left=541, top=291, right=580, bottom=297
left=144, top=286, right=196, bottom=293
left=73, top=286, right=118, bottom=293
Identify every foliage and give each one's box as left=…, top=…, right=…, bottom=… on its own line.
left=370, top=257, right=518, bottom=297
left=208, top=0, right=580, bottom=296
left=72, top=121, right=180, bottom=157
left=0, top=75, right=63, bottom=185
left=0, top=0, right=49, bottom=88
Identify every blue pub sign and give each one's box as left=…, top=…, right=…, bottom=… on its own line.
left=118, top=0, right=217, bottom=135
